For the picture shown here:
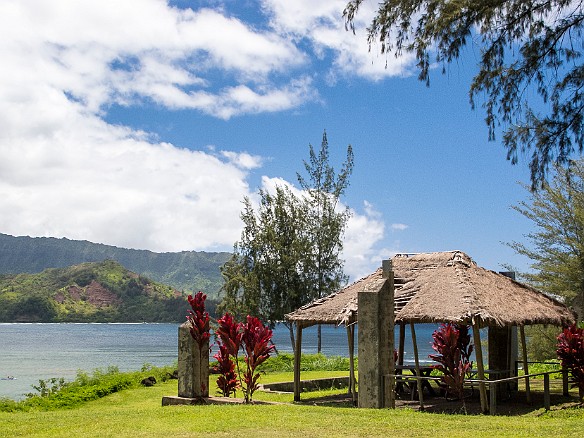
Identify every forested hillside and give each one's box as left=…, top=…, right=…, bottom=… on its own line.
left=0, top=260, right=218, bottom=322
left=0, top=233, right=230, bottom=298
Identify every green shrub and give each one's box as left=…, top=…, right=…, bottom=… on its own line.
left=0, top=364, right=177, bottom=412
left=257, top=353, right=354, bottom=372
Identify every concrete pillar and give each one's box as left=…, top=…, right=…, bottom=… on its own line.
left=357, top=260, right=394, bottom=408
left=177, top=321, right=209, bottom=398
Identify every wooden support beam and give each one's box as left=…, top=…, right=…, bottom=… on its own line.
left=544, top=373, right=550, bottom=410
left=347, top=323, right=356, bottom=405
left=472, top=320, right=488, bottom=413
left=398, top=322, right=405, bottom=367
left=293, top=322, right=303, bottom=402
left=410, top=321, right=424, bottom=411
left=519, top=325, right=531, bottom=404
left=489, top=382, right=497, bottom=415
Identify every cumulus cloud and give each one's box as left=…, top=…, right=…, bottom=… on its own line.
left=0, top=110, right=253, bottom=251
left=262, top=0, right=417, bottom=80
left=0, top=0, right=400, bottom=262
left=0, top=0, right=316, bottom=250
left=0, top=0, right=315, bottom=119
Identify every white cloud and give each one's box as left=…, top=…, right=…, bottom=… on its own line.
left=0, top=111, right=253, bottom=251
left=343, top=201, right=388, bottom=280
left=0, top=0, right=316, bottom=119
left=0, top=0, right=404, bottom=264
left=391, top=223, right=409, bottom=231
left=262, top=0, right=417, bottom=80
left=0, top=0, right=321, bottom=252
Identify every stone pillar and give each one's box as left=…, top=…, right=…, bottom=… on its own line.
left=178, top=321, right=209, bottom=398
left=357, top=260, right=394, bottom=408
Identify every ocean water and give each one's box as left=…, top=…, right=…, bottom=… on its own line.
left=0, top=322, right=438, bottom=400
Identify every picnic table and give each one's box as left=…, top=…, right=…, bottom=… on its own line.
left=395, top=364, right=438, bottom=398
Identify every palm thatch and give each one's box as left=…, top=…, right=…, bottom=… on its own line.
left=285, top=250, right=576, bottom=328
left=285, top=269, right=374, bottom=327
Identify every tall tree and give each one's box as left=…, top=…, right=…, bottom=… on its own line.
left=510, top=159, right=584, bottom=319
left=344, top=0, right=583, bottom=188
left=297, top=130, right=354, bottom=352
left=219, top=185, right=312, bottom=350
left=220, top=131, right=354, bottom=352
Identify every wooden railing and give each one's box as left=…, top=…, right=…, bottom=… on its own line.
left=385, top=368, right=570, bottom=415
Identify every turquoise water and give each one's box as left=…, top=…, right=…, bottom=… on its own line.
left=0, top=323, right=437, bottom=400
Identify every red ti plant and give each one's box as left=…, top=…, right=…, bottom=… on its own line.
left=241, top=315, right=276, bottom=403
left=212, top=344, right=239, bottom=397
left=186, top=292, right=210, bottom=350
left=556, top=323, right=584, bottom=400
left=214, top=313, right=243, bottom=398
left=429, top=323, right=474, bottom=408
left=213, top=313, right=275, bottom=403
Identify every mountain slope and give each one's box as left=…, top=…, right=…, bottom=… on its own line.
left=0, top=233, right=231, bottom=298
left=0, top=260, right=216, bottom=322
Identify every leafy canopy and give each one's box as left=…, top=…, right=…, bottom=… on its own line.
left=510, top=159, right=584, bottom=318
left=297, top=130, right=354, bottom=301
left=220, top=131, right=353, bottom=325
left=344, top=0, right=583, bottom=187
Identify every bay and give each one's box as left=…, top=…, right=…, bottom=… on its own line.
left=0, top=322, right=438, bottom=400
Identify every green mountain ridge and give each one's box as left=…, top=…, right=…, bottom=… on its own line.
left=0, top=259, right=218, bottom=323
left=0, top=233, right=231, bottom=298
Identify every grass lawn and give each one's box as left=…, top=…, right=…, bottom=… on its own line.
left=1, top=376, right=583, bottom=438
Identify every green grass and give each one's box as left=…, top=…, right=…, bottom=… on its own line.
left=1, top=379, right=583, bottom=438
left=1, top=356, right=583, bottom=437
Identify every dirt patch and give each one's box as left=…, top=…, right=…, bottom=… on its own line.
left=84, top=280, right=121, bottom=307
left=67, top=285, right=82, bottom=301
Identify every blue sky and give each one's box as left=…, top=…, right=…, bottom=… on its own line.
left=0, top=0, right=538, bottom=281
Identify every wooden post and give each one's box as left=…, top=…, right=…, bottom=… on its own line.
left=398, top=322, right=405, bottom=367
left=544, top=373, right=550, bottom=410
left=347, top=323, right=356, bottom=404
left=472, top=320, right=488, bottom=413
left=410, top=321, right=424, bottom=410
left=294, top=322, right=303, bottom=402
left=489, top=382, right=497, bottom=415
left=563, top=368, right=569, bottom=396
left=519, top=325, right=531, bottom=404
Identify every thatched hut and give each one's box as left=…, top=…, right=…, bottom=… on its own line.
left=285, top=250, right=576, bottom=410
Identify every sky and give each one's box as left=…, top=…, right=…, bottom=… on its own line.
left=0, top=0, right=539, bottom=282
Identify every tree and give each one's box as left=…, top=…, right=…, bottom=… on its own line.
left=297, top=130, right=354, bottom=352
left=220, top=131, right=354, bottom=352
left=509, top=159, right=584, bottom=318
left=219, top=184, right=313, bottom=349
left=344, top=0, right=583, bottom=188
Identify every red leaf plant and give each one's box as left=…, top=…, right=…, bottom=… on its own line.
left=186, top=292, right=210, bottom=350
left=241, top=315, right=276, bottom=403
left=556, top=324, right=584, bottom=401
left=429, top=323, right=474, bottom=410
left=212, top=344, right=239, bottom=397
left=213, top=313, right=244, bottom=398
left=213, top=313, right=275, bottom=403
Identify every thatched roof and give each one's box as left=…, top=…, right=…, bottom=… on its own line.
left=285, top=269, right=374, bottom=327
left=285, top=250, right=576, bottom=328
